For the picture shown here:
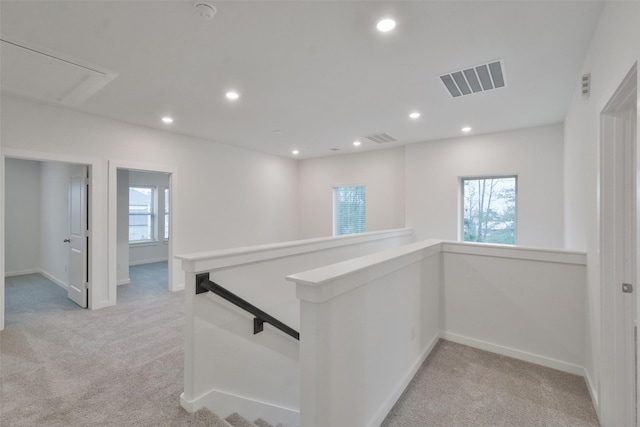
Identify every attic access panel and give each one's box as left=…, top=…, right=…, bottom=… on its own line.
left=0, top=37, right=118, bottom=106
left=440, top=60, right=506, bottom=98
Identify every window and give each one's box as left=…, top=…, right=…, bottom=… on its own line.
left=462, top=176, right=516, bottom=245
left=334, top=185, right=366, bottom=236
left=164, top=187, right=170, bottom=240
left=129, top=186, right=156, bottom=242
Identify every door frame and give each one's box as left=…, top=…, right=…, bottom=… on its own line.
left=108, top=160, right=179, bottom=300
left=1, top=148, right=104, bottom=330
left=598, top=62, right=638, bottom=426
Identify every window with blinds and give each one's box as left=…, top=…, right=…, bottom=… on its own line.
left=333, top=185, right=366, bottom=236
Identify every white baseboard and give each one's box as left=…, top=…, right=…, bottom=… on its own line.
left=367, top=332, right=441, bottom=427
left=39, top=269, right=69, bottom=291
left=5, top=268, right=40, bottom=277
left=583, top=367, right=599, bottom=417
left=442, top=332, right=584, bottom=376
left=117, top=278, right=131, bottom=286
left=180, top=389, right=299, bottom=427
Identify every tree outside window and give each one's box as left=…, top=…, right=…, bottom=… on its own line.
left=462, top=176, right=516, bottom=245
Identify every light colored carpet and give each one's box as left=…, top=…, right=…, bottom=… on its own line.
left=1, top=263, right=228, bottom=426
left=381, top=340, right=600, bottom=426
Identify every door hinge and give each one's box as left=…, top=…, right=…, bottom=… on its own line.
left=622, top=283, right=633, bottom=293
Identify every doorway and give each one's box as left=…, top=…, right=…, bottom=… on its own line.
left=599, top=63, right=637, bottom=426
left=4, top=157, right=94, bottom=317
left=116, top=169, right=171, bottom=294
left=108, top=160, right=178, bottom=303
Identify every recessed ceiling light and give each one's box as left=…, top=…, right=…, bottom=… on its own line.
left=409, top=112, right=421, bottom=119
left=292, top=150, right=299, bottom=155
left=353, top=140, right=361, bottom=147
left=376, top=18, right=396, bottom=32
left=162, top=117, right=173, bottom=124
left=462, top=126, right=472, bottom=132
left=226, top=90, right=240, bottom=100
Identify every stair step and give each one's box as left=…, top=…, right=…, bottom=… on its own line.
left=254, top=418, right=274, bottom=427
left=226, top=412, right=256, bottom=427
left=190, top=408, right=233, bottom=426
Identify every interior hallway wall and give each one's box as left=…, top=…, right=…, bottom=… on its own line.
left=563, top=0, right=640, bottom=417
left=297, top=147, right=405, bottom=239
left=1, top=94, right=299, bottom=309
left=405, top=123, right=565, bottom=248
left=4, top=158, right=41, bottom=276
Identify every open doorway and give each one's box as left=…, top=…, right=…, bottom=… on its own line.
left=108, top=160, right=178, bottom=303
left=4, top=158, right=91, bottom=321
left=116, top=169, right=171, bottom=296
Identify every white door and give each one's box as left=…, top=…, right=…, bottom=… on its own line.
left=68, top=165, right=88, bottom=308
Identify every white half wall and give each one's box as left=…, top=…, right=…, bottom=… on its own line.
left=4, top=158, right=41, bottom=276
left=297, top=147, right=405, bottom=239
left=405, top=123, right=565, bottom=249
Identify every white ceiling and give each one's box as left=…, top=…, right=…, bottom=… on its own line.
left=0, top=1, right=603, bottom=159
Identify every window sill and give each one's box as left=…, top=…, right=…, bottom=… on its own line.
left=129, top=240, right=160, bottom=248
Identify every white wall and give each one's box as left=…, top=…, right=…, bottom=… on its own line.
left=297, top=147, right=405, bottom=239
left=442, top=243, right=587, bottom=375
left=127, top=170, right=170, bottom=266
left=117, top=169, right=129, bottom=285
left=1, top=94, right=299, bottom=310
left=5, top=158, right=41, bottom=275
left=40, top=161, right=75, bottom=288
left=563, top=1, right=640, bottom=420
left=406, top=123, right=565, bottom=248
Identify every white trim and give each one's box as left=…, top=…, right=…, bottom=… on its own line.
left=4, top=269, right=40, bottom=277
left=442, top=332, right=585, bottom=376
left=366, top=333, right=440, bottom=427
left=584, top=367, right=600, bottom=419
left=177, top=228, right=413, bottom=274
left=442, top=240, right=587, bottom=265
left=39, top=269, right=69, bottom=291
left=117, top=278, right=130, bottom=286
left=180, top=388, right=299, bottom=427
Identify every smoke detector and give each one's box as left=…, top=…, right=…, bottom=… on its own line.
left=194, top=1, right=216, bottom=20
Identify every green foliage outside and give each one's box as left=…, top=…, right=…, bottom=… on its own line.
left=463, top=177, right=516, bottom=245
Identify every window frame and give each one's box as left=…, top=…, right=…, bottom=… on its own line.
left=333, top=185, right=367, bottom=236
left=128, top=185, right=158, bottom=244
left=459, top=175, right=518, bottom=245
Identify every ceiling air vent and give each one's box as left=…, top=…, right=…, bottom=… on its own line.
left=581, top=73, right=590, bottom=99
left=440, top=60, right=506, bottom=98
left=364, top=132, right=398, bottom=144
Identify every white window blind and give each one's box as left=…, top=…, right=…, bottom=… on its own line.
left=334, top=185, right=366, bottom=236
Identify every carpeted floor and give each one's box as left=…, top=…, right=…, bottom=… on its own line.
left=381, top=340, right=600, bottom=426
left=1, top=263, right=227, bottom=426
left=2, top=263, right=600, bottom=426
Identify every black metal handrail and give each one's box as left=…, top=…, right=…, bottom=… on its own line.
left=195, top=273, right=300, bottom=341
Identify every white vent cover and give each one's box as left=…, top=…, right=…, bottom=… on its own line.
left=364, top=132, right=398, bottom=144
left=440, top=60, right=506, bottom=98
left=0, top=37, right=118, bottom=106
